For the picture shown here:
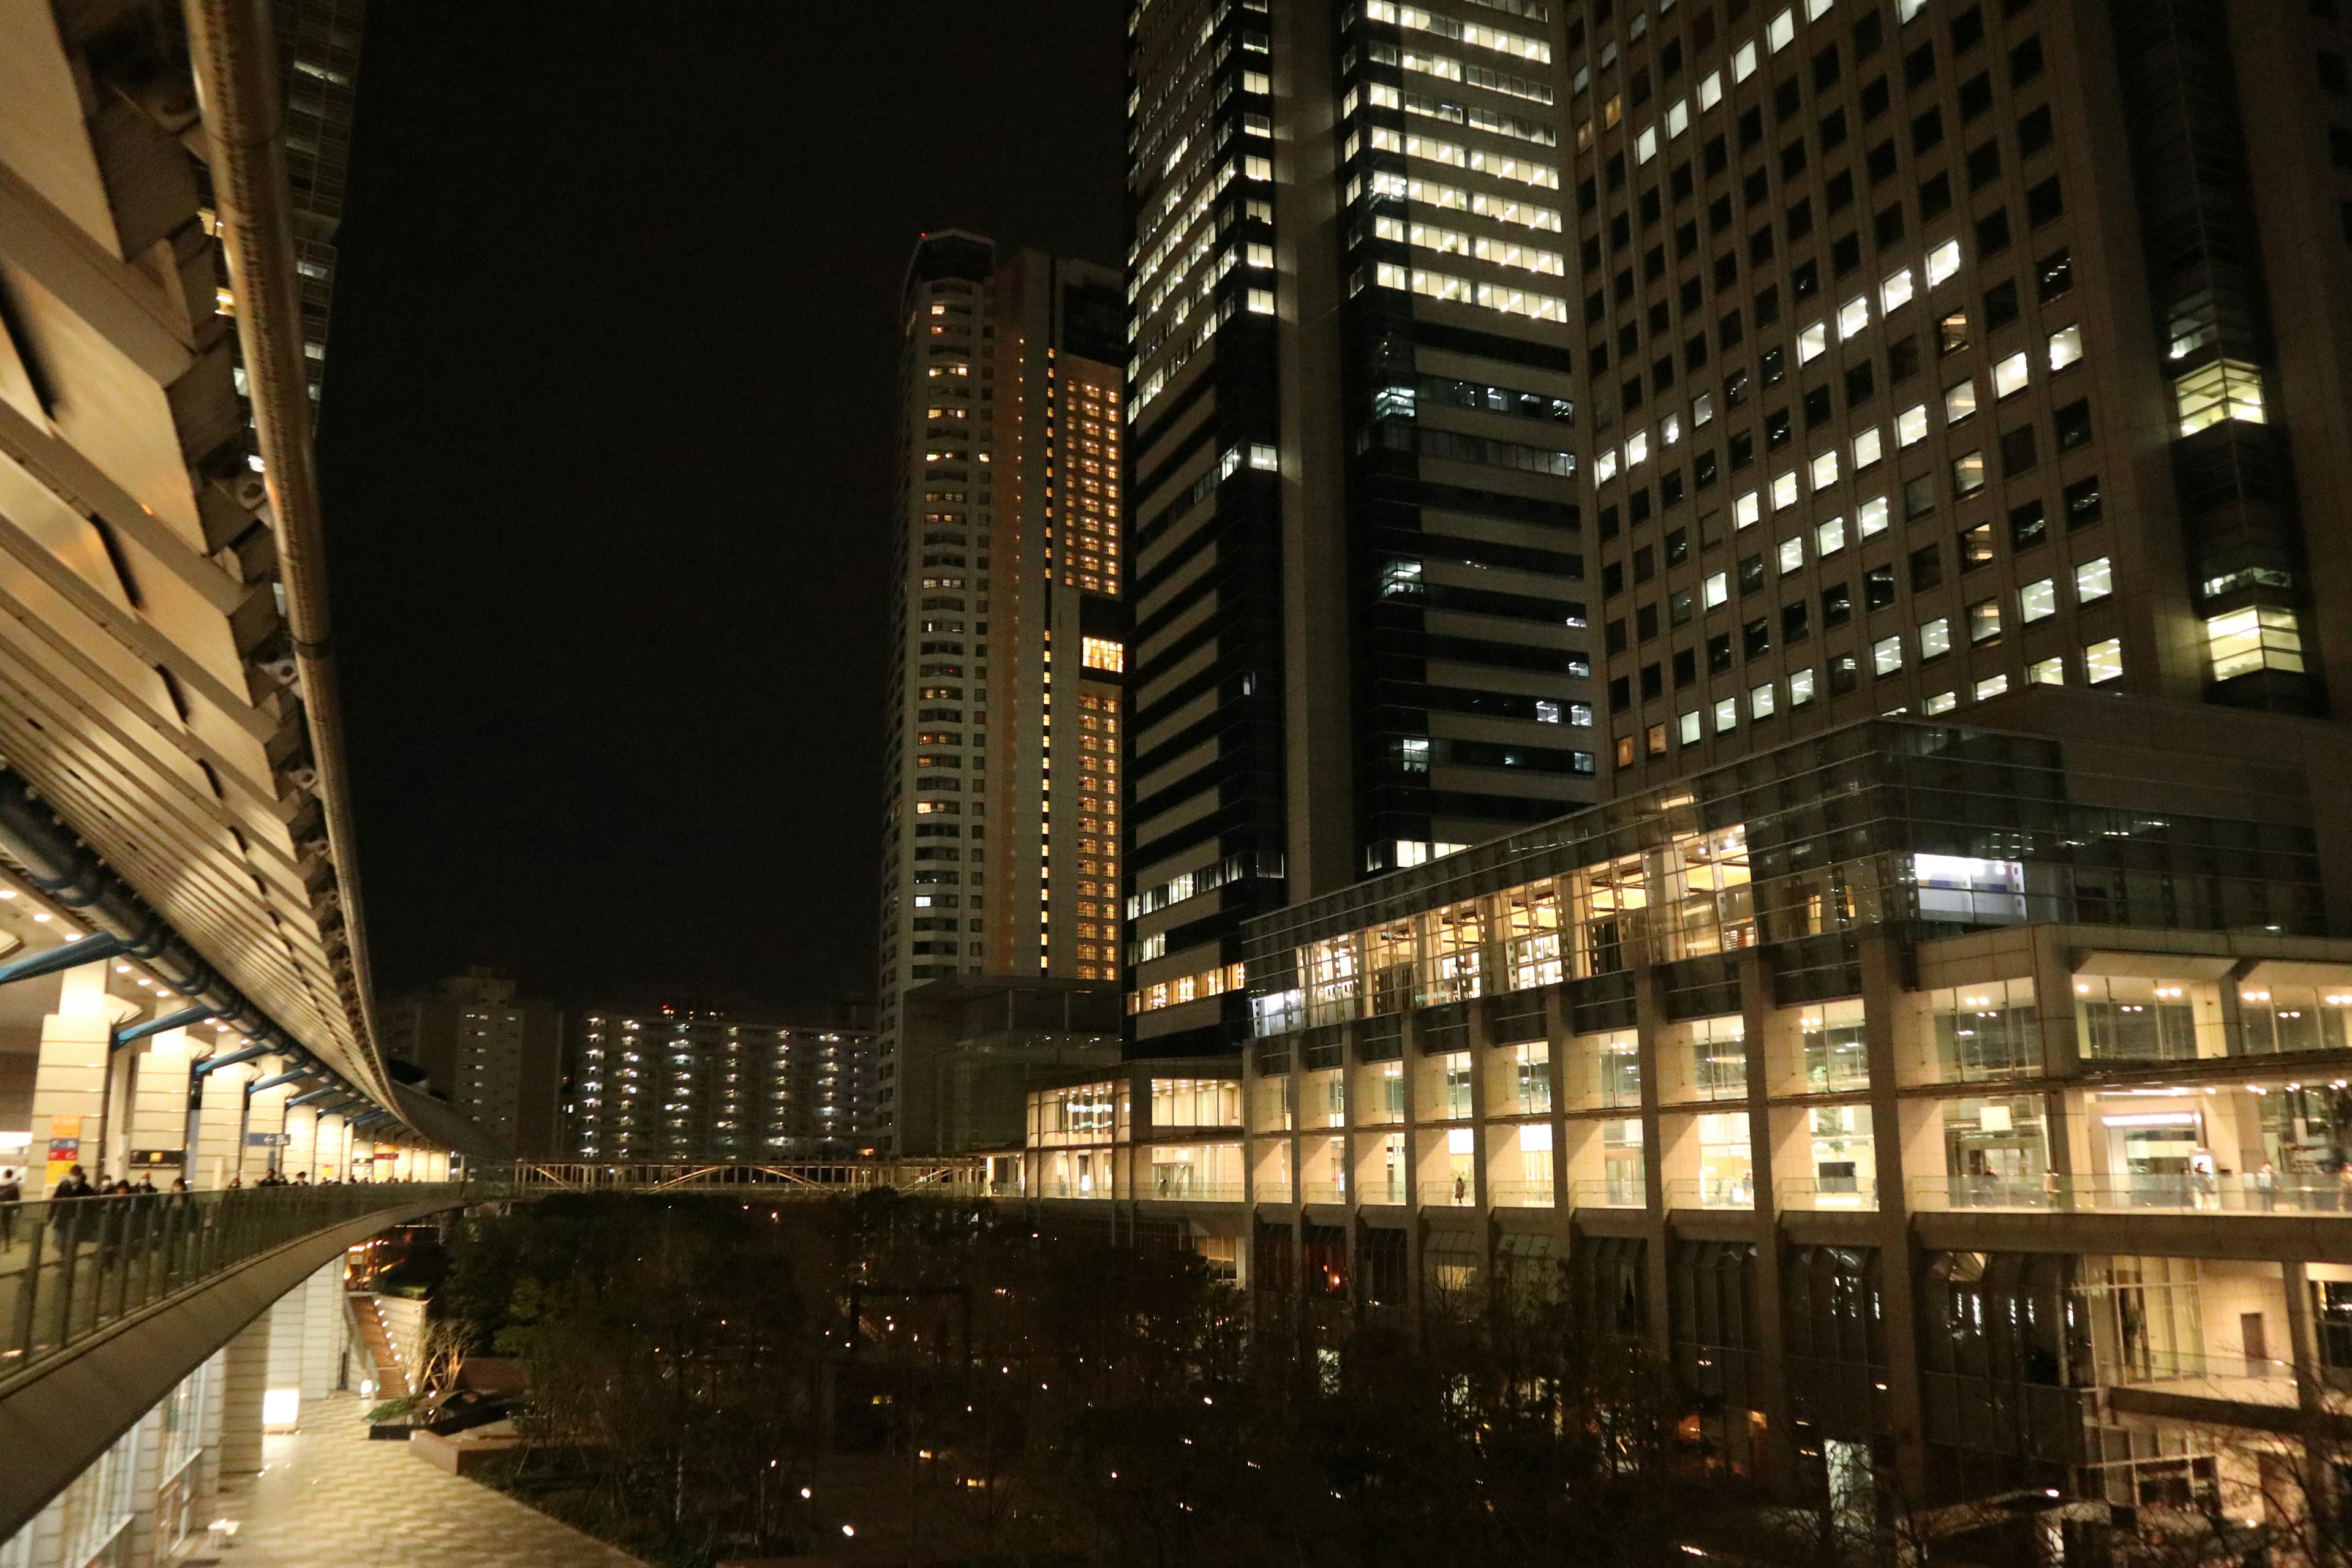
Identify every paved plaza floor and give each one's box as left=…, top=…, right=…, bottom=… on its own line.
left=205, top=1393, right=650, bottom=1568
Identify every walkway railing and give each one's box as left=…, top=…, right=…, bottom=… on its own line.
left=502, top=1159, right=1001, bottom=1195
left=0, top=1183, right=467, bottom=1387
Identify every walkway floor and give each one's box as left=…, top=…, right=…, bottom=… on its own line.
left=208, top=1393, right=650, bottom=1568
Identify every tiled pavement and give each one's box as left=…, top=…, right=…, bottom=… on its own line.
left=208, top=1394, right=650, bottom=1568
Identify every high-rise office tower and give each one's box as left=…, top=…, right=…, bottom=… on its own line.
left=1125, top=0, right=1601, bottom=1061
left=1024, top=0, right=2352, bottom=1536
left=873, top=234, right=1129, bottom=1145
left=1586, top=0, right=2347, bottom=795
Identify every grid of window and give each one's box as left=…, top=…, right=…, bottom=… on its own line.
left=1576, top=0, right=2117, bottom=779
left=568, top=1015, right=880, bottom=1161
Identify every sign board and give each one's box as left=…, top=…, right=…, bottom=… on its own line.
left=244, top=1133, right=288, bottom=1147
left=129, top=1149, right=186, bottom=1169
left=44, top=1114, right=81, bottom=1185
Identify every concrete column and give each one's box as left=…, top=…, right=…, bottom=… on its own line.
left=281, top=1104, right=315, bottom=1182
left=1632, top=964, right=1673, bottom=1351
left=264, top=1284, right=308, bottom=1431
left=194, top=1064, right=249, bottom=1189
left=1240, top=1039, right=1262, bottom=1321
left=2283, top=1259, right=2325, bottom=1415
left=100, top=1036, right=138, bottom=1182
left=128, top=1021, right=199, bottom=1184
left=251, top=1073, right=295, bottom=1176
left=1466, top=997, right=1492, bottom=1219
left=218, top=1315, right=271, bottom=1476
left=1543, top=984, right=1571, bottom=1218
left=197, top=1346, right=227, bottom=1507
left=12, top=1490, right=64, bottom=1567
left=2031, top=927, right=2082, bottom=1188
left=1340, top=1022, right=1363, bottom=1323
left=1858, top=933, right=1930, bottom=1501
left=300, top=1257, right=345, bottom=1400
left=124, top=1398, right=162, bottom=1568
left=26, top=961, right=126, bottom=1196
left=317, top=1114, right=345, bottom=1182
left=1738, top=949, right=1796, bottom=1491
left=1400, top=1010, right=1423, bottom=1322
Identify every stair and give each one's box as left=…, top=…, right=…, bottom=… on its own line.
left=348, top=1292, right=409, bottom=1398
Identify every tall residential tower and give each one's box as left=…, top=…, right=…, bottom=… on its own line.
left=874, top=235, right=1129, bottom=1144
left=1126, top=0, right=1602, bottom=1061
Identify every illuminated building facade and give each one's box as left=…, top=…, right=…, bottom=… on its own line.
left=1581, top=0, right=2350, bottom=794
left=873, top=232, right=1128, bottom=1145
left=564, top=1008, right=879, bottom=1162
left=1077, top=0, right=2352, bottom=1539
left=1030, top=707, right=2352, bottom=1547
left=1125, top=0, right=1601, bottom=1061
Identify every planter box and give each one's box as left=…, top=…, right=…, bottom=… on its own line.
left=409, top=1428, right=521, bottom=1476
left=367, top=1425, right=412, bottom=1441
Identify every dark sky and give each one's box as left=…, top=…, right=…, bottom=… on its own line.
left=317, top=3, right=1126, bottom=1016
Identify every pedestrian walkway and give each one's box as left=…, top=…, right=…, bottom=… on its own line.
left=208, top=1393, right=649, bottom=1568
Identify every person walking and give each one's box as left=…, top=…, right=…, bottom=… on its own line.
left=2255, top=1161, right=2279, bottom=1212
left=0, top=1167, right=20, bottom=1250
left=50, top=1164, right=94, bottom=1262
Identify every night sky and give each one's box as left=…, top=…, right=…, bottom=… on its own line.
left=317, top=4, right=1127, bottom=1016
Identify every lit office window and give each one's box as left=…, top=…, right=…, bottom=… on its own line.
left=2204, top=607, right=2305, bottom=680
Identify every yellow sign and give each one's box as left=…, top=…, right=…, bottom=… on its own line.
left=45, top=1113, right=82, bottom=1186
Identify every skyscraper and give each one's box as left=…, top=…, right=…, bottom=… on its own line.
left=873, top=235, right=1129, bottom=1145
left=1025, top=0, right=2352, bottom=1534
left=1580, top=0, right=2348, bottom=799
left=1126, top=0, right=1601, bottom=1061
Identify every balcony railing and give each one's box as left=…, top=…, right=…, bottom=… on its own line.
left=1570, top=1178, right=1648, bottom=1209
left=1776, top=1177, right=1880, bottom=1212
left=1667, top=1177, right=1756, bottom=1211
left=1487, top=1179, right=1556, bottom=1208
left=0, top=1184, right=466, bottom=1387
left=1142, top=1178, right=1245, bottom=1203
left=1909, top=1172, right=2352, bottom=1215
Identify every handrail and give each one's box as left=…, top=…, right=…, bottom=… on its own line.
left=0, top=1183, right=468, bottom=1389
left=0, top=1167, right=1033, bottom=1400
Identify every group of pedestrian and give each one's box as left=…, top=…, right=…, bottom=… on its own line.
left=45, top=1166, right=164, bottom=1199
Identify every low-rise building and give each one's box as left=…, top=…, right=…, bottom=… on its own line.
left=1030, top=710, right=2352, bottom=1536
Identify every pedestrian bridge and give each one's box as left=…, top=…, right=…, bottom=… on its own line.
left=507, top=1158, right=1000, bottom=1195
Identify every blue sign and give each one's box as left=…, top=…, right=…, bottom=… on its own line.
left=244, top=1133, right=287, bottom=1147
